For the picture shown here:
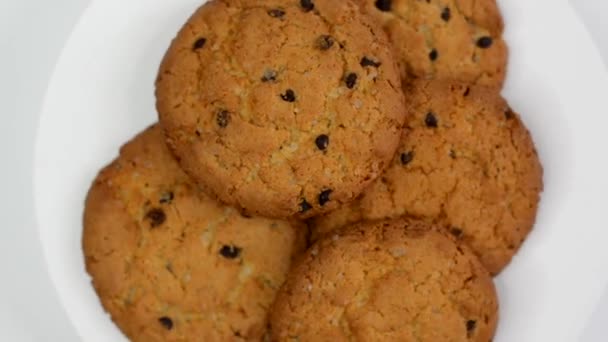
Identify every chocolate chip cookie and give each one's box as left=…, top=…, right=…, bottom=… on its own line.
left=312, top=80, right=543, bottom=274
left=156, top=0, right=406, bottom=219
left=359, top=0, right=508, bottom=86
left=270, top=219, right=498, bottom=341
left=83, top=125, right=305, bottom=341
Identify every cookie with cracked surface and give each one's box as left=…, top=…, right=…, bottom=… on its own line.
left=83, top=124, right=305, bottom=342
left=311, top=80, right=543, bottom=274
left=156, top=0, right=406, bottom=219
left=270, top=219, right=498, bottom=342
left=359, top=0, right=508, bottom=86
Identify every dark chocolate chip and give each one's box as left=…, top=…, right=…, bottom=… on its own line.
left=425, top=112, right=438, bottom=127
left=316, top=35, right=334, bottom=50
left=400, top=151, right=414, bottom=165
left=193, top=38, right=207, bottom=50
left=216, top=110, right=231, bottom=128
left=463, top=87, right=471, bottom=97
left=146, top=208, right=166, bottom=228
left=195, top=130, right=201, bottom=137
left=504, top=107, right=515, bottom=120
left=344, top=73, right=358, bottom=89
left=318, top=189, right=332, bottom=206
left=219, top=245, right=242, bottom=259
left=268, top=8, right=285, bottom=18
left=360, top=56, right=381, bottom=68
left=466, top=320, right=477, bottom=333
left=441, top=7, right=451, bottom=21
left=159, top=191, right=174, bottom=204
left=300, top=0, right=314, bottom=12
left=375, top=0, right=391, bottom=11
left=315, top=134, right=329, bottom=151
left=280, top=89, right=296, bottom=102
left=476, top=36, right=493, bottom=48
left=299, top=199, right=313, bottom=213
left=158, top=317, right=173, bottom=330
left=429, top=49, right=438, bottom=61
left=450, top=227, right=463, bottom=238
left=449, top=150, right=456, bottom=159
left=261, top=69, right=277, bottom=82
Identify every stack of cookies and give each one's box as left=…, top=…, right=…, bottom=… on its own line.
left=82, top=0, right=542, bottom=341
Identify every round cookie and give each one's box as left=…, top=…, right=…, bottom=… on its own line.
left=270, top=219, right=498, bottom=341
left=312, top=80, right=543, bottom=274
left=359, top=0, right=508, bottom=86
left=83, top=125, right=305, bottom=342
left=156, top=0, right=406, bottom=219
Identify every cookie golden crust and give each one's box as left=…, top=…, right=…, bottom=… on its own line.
left=156, top=0, right=406, bottom=219
left=312, top=81, right=543, bottom=274
left=82, top=125, right=305, bottom=342
left=359, top=0, right=507, bottom=87
left=270, top=219, right=498, bottom=342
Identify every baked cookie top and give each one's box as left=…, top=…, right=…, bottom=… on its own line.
left=359, top=0, right=507, bottom=86
left=270, top=219, right=498, bottom=341
left=156, top=0, right=405, bottom=219
left=312, top=80, right=543, bottom=274
left=83, top=125, right=304, bottom=342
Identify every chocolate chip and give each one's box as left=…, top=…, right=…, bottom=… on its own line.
left=450, top=227, right=463, bottom=237
left=400, top=151, right=414, bottom=165
left=360, top=56, right=381, bottom=68
left=463, top=87, right=471, bottom=97
left=158, top=317, right=173, bottom=330
left=261, top=69, right=277, bottom=82
left=425, top=112, right=438, bottom=127
left=216, top=110, right=231, bottom=128
left=504, top=107, right=515, bottom=120
left=315, top=134, right=329, bottom=151
left=300, top=0, right=314, bottom=12
left=219, top=245, right=242, bottom=259
left=429, top=49, right=438, bottom=61
left=146, top=208, right=166, bottom=228
left=441, top=7, right=451, bottom=21
left=280, top=89, right=296, bottom=102
left=316, top=35, right=334, bottom=50
left=299, top=199, right=313, bottom=213
left=318, top=189, right=332, bottom=206
left=268, top=8, right=285, bottom=18
left=344, top=73, right=358, bottom=89
left=375, top=0, right=391, bottom=11
left=466, top=320, right=477, bottom=333
left=449, top=150, right=456, bottom=159
left=159, top=191, right=174, bottom=204
left=193, top=38, right=206, bottom=50
left=476, top=36, right=493, bottom=48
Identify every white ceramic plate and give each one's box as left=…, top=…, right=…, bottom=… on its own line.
left=34, top=0, right=608, bottom=341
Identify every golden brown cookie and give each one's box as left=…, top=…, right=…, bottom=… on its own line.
left=82, top=125, right=305, bottom=342
left=156, top=0, right=406, bottom=219
left=359, top=0, right=508, bottom=86
left=270, top=219, right=498, bottom=341
left=312, top=80, right=543, bottom=274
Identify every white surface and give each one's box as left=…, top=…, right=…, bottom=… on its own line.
left=0, top=0, right=605, bottom=341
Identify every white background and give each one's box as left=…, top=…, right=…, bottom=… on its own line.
left=1, top=0, right=607, bottom=341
